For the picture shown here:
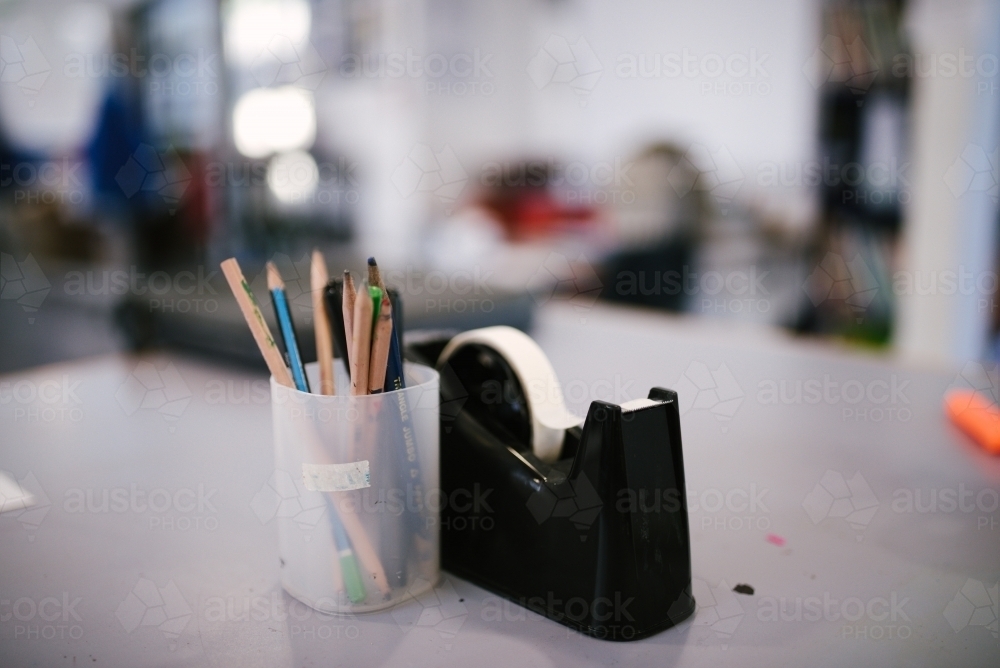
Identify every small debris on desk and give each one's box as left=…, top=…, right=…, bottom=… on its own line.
left=733, top=583, right=754, bottom=595
left=765, top=533, right=786, bottom=547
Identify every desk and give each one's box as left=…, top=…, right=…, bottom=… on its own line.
left=2, top=303, right=998, bottom=667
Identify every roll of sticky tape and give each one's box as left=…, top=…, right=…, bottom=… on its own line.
left=438, top=326, right=583, bottom=462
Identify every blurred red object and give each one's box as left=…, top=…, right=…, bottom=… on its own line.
left=478, top=160, right=596, bottom=240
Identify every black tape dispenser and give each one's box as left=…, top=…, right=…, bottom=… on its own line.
left=426, top=326, right=695, bottom=641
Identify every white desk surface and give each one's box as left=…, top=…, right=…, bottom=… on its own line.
left=2, top=302, right=998, bottom=667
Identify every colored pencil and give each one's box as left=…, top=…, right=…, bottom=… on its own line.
left=311, top=250, right=335, bottom=395
left=369, top=293, right=393, bottom=394
left=325, top=279, right=350, bottom=372
left=342, top=270, right=356, bottom=379
left=383, top=290, right=405, bottom=392
left=267, top=262, right=310, bottom=393
left=349, top=283, right=373, bottom=395
left=220, top=258, right=294, bottom=388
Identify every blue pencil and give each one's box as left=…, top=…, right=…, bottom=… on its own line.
left=266, top=262, right=310, bottom=393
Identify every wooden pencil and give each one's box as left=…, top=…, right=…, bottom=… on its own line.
left=311, top=250, right=335, bottom=395
left=220, top=258, right=294, bottom=388
left=342, top=270, right=356, bottom=378
left=267, top=262, right=310, bottom=393
left=368, top=297, right=393, bottom=393
left=349, top=283, right=372, bottom=395
left=367, top=256, right=385, bottom=292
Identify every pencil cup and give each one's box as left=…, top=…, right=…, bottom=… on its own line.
left=269, top=361, right=440, bottom=613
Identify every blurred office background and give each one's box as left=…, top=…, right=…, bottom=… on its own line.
left=1, top=0, right=998, bottom=373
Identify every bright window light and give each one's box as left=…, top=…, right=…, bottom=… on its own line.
left=267, top=150, right=319, bottom=204
left=225, top=0, right=311, bottom=65
left=232, top=86, right=316, bottom=158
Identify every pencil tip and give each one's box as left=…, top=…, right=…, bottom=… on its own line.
left=367, top=256, right=376, bottom=266
left=266, top=261, right=284, bottom=290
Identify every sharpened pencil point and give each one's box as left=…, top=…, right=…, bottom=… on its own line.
left=266, top=261, right=285, bottom=291
left=367, top=257, right=384, bottom=292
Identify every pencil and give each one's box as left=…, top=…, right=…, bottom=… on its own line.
left=342, top=270, right=356, bottom=379
left=267, top=262, right=310, bottom=393
left=367, top=257, right=398, bottom=392
left=311, top=250, right=335, bottom=395
left=383, top=289, right=405, bottom=392
left=367, top=256, right=384, bottom=292
left=325, top=280, right=349, bottom=372
left=349, top=283, right=373, bottom=395
left=220, top=258, right=294, bottom=388
left=325, top=498, right=366, bottom=602
left=369, top=293, right=393, bottom=393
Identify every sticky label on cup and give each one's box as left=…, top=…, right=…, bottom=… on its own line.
left=302, top=461, right=371, bottom=492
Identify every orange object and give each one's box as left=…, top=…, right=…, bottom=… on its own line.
left=945, top=389, right=1000, bottom=454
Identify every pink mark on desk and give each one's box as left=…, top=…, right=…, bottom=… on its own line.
left=765, top=533, right=786, bottom=547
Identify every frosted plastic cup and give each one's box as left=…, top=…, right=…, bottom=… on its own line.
left=269, top=361, right=440, bottom=613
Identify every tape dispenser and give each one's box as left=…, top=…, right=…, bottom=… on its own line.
left=414, top=326, right=695, bottom=640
